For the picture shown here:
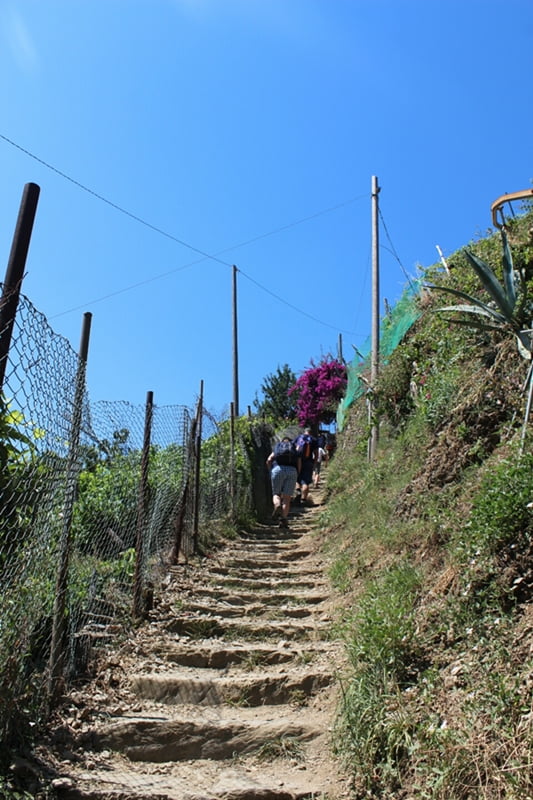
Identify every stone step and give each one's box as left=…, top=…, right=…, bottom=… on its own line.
left=206, top=565, right=320, bottom=580
left=131, top=669, right=333, bottom=706
left=162, top=615, right=328, bottom=641
left=222, top=557, right=304, bottom=571
left=185, top=587, right=328, bottom=606
left=224, top=544, right=312, bottom=563
left=214, top=576, right=323, bottom=591
left=239, top=528, right=303, bottom=541
left=87, top=714, right=321, bottom=762
left=53, top=755, right=333, bottom=799
left=230, top=540, right=306, bottom=552
left=183, top=601, right=314, bottom=619
left=146, top=640, right=308, bottom=668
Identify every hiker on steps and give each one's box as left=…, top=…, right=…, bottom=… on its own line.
left=266, top=436, right=299, bottom=528
left=294, top=427, right=318, bottom=505
left=313, top=443, right=328, bottom=488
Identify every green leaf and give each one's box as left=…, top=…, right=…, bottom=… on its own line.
left=425, top=284, right=508, bottom=324
left=501, top=228, right=516, bottom=309
left=463, top=248, right=515, bottom=319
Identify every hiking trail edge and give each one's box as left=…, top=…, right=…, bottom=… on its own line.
left=38, top=485, right=351, bottom=800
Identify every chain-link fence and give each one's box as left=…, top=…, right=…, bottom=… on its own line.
left=0, top=290, right=273, bottom=752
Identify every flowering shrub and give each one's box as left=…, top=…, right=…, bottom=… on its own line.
left=289, top=357, right=347, bottom=427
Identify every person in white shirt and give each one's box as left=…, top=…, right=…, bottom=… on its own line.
left=313, top=445, right=328, bottom=488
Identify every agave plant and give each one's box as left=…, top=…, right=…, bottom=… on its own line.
left=427, top=229, right=532, bottom=360
left=427, top=229, right=533, bottom=453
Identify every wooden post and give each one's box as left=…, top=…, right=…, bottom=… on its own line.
left=232, top=265, right=239, bottom=417
left=369, top=175, right=380, bottom=461
left=229, top=401, right=236, bottom=520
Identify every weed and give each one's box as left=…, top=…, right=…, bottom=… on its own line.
left=296, top=649, right=315, bottom=666
left=329, top=552, right=352, bottom=593
left=288, top=688, right=308, bottom=707
left=254, top=735, right=304, bottom=762
left=241, top=651, right=269, bottom=671
left=223, top=688, right=252, bottom=707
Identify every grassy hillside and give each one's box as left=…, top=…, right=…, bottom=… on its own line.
left=323, top=209, right=533, bottom=798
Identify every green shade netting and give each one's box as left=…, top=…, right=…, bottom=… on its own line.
left=337, top=279, right=423, bottom=431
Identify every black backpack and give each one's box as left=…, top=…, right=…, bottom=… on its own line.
left=274, top=439, right=298, bottom=466
left=295, top=433, right=314, bottom=460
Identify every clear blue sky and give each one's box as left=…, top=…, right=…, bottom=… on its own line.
left=0, top=0, right=532, bottom=418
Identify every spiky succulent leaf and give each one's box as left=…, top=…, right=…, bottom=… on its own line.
left=437, top=317, right=510, bottom=334
left=426, top=284, right=508, bottom=324
left=516, top=329, right=533, bottom=360
left=501, top=228, right=517, bottom=309
left=463, top=248, right=515, bottom=318
left=435, top=303, right=502, bottom=320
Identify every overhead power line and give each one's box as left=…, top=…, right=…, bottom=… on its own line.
left=0, top=132, right=365, bottom=333
left=238, top=269, right=357, bottom=335
left=378, top=205, right=416, bottom=291
left=0, top=132, right=231, bottom=267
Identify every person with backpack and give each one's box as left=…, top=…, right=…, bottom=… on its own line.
left=313, top=443, right=328, bottom=488
left=293, top=427, right=318, bottom=505
left=266, top=436, right=299, bottom=528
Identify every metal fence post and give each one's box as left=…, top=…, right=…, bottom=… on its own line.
left=192, top=380, right=203, bottom=554
left=48, top=311, right=92, bottom=703
left=0, top=182, right=40, bottom=393
left=133, top=391, right=153, bottom=618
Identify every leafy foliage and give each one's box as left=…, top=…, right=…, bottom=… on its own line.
left=428, top=228, right=533, bottom=359
left=0, top=396, right=45, bottom=570
left=253, top=364, right=297, bottom=421
left=288, top=356, right=347, bottom=427
left=326, top=211, right=533, bottom=798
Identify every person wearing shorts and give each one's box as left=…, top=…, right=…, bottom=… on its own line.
left=313, top=445, right=327, bottom=488
left=266, top=437, right=298, bottom=528
left=295, top=427, right=318, bottom=505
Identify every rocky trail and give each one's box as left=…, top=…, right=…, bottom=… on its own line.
left=40, top=486, right=350, bottom=800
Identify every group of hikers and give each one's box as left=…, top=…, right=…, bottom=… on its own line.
left=266, top=427, right=330, bottom=529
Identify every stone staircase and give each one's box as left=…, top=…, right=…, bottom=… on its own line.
left=48, top=492, right=348, bottom=799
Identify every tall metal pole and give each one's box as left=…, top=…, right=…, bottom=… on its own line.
left=232, top=265, right=239, bottom=418
left=369, top=175, right=380, bottom=460
left=133, top=390, right=153, bottom=619
left=193, top=379, right=204, bottom=553
left=0, top=182, right=40, bottom=392
left=229, top=401, right=236, bottom=520
left=48, top=311, right=92, bottom=701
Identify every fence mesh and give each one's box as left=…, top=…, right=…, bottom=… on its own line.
left=336, top=278, right=423, bottom=430
left=0, top=290, right=269, bottom=750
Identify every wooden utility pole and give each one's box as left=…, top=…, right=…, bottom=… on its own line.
left=232, top=265, right=239, bottom=417
left=369, top=175, right=380, bottom=461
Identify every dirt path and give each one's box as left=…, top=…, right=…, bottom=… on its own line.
left=42, top=485, right=351, bottom=799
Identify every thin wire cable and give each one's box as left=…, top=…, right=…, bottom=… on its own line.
left=378, top=206, right=416, bottom=291
left=237, top=268, right=359, bottom=336
left=0, top=133, right=231, bottom=267
left=1, top=132, right=366, bottom=332
left=1, top=131, right=365, bottom=271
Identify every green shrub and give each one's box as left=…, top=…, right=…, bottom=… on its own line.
left=460, top=451, right=533, bottom=559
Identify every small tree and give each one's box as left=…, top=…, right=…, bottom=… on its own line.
left=289, top=357, right=347, bottom=428
left=254, top=364, right=298, bottom=421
